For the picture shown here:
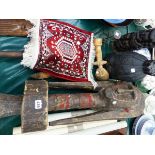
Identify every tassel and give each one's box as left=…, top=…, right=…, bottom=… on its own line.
left=88, top=33, right=98, bottom=88
left=21, top=19, right=40, bottom=69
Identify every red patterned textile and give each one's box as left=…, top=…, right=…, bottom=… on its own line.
left=33, top=19, right=95, bottom=82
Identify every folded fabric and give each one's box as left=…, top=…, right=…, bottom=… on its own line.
left=21, top=19, right=96, bottom=87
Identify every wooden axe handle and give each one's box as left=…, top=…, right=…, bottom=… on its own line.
left=48, top=81, right=114, bottom=91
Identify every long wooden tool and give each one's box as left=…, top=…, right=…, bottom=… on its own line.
left=48, top=81, right=114, bottom=91
left=0, top=81, right=145, bottom=122
left=49, top=111, right=133, bottom=126
left=1, top=81, right=113, bottom=118
left=0, top=51, right=23, bottom=58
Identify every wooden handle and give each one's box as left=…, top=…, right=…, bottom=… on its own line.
left=48, top=81, right=113, bottom=91
left=0, top=51, right=23, bottom=58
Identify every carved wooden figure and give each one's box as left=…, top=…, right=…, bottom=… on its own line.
left=93, top=38, right=109, bottom=80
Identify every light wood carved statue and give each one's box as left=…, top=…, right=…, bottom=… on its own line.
left=93, top=38, right=109, bottom=80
